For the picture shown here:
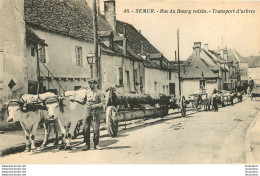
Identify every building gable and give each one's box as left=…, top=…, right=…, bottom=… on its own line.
left=183, top=57, right=218, bottom=79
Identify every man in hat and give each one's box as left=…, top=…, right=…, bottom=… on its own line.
left=82, top=78, right=105, bottom=150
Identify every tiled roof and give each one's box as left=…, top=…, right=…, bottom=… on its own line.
left=24, top=0, right=115, bottom=41
left=245, top=56, right=260, bottom=68
left=233, top=49, right=248, bottom=63
left=207, top=50, right=228, bottom=71
left=116, top=20, right=160, bottom=56
left=26, top=27, right=48, bottom=46
left=227, top=49, right=240, bottom=64
left=183, top=57, right=219, bottom=79
left=98, top=30, right=113, bottom=37
left=25, top=0, right=92, bottom=40
left=149, top=53, right=163, bottom=59
left=24, top=0, right=170, bottom=69
left=143, top=59, right=161, bottom=69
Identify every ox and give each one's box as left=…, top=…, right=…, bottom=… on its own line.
left=192, top=93, right=212, bottom=111
left=44, top=88, right=91, bottom=150
left=220, top=91, right=234, bottom=106
left=6, top=92, right=59, bottom=152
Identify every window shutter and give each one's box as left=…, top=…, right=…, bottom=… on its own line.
left=75, top=46, right=78, bottom=65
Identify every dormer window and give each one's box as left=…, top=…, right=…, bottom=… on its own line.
left=109, top=37, right=114, bottom=49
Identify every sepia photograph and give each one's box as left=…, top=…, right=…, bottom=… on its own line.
left=0, top=0, right=260, bottom=169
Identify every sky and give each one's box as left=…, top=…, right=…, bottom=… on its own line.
left=97, top=1, right=260, bottom=61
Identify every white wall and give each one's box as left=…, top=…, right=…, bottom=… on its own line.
left=145, top=67, right=169, bottom=96
left=240, top=62, right=249, bottom=81
left=182, top=79, right=219, bottom=96
left=29, top=27, right=95, bottom=93
left=248, top=67, right=260, bottom=85
left=0, top=0, right=27, bottom=126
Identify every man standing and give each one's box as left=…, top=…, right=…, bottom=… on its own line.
left=82, top=79, right=105, bottom=151
left=249, top=77, right=255, bottom=91
left=212, top=89, right=219, bottom=112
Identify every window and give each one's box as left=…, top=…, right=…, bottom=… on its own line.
left=199, top=80, right=205, bottom=91
left=134, top=69, right=138, bottom=84
left=28, top=81, right=38, bottom=94
left=0, top=50, right=3, bottom=84
left=166, top=85, right=169, bottom=95
left=169, top=83, right=175, bottom=95
left=169, top=71, right=172, bottom=80
left=154, top=82, right=157, bottom=94
left=109, top=38, right=114, bottom=48
left=75, top=46, right=83, bottom=66
left=118, top=67, right=123, bottom=86
left=140, top=76, right=143, bottom=93
left=39, top=46, right=46, bottom=63
left=163, top=85, right=165, bottom=94
left=31, top=47, right=35, bottom=57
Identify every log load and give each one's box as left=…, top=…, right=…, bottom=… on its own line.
left=106, top=88, right=171, bottom=108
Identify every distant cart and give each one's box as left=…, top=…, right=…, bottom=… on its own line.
left=186, top=92, right=211, bottom=111
left=250, top=84, right=260, bottom=100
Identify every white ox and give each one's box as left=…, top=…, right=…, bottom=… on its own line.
left=6, top=92, right=57, bottom=152
left=43, top=89, right=91, bottom=150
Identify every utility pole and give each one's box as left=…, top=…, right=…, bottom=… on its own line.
left=175, top=50, right=177, bottom=62
left=93, top=0, right=99, bottom=87
left=36, top=46, right=41, bottom=94
left=177, top=29, right=181, bottom=97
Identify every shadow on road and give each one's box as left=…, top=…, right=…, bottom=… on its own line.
left=115, top=111, right=198, bottom=136
left=67, top=139, right=120, bottom=153
left=102, top=146, right=131, bottom=150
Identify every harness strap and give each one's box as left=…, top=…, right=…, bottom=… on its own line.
left=69, top=99, right=86, bottom=105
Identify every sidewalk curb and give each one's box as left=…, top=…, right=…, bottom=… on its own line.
left=245, top=110, right=260, bottom=164
left=0, top=108, right=190, bottom=157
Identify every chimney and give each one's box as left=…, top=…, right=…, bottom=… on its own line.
left=223, top=49, right=228, bottom=61
left=220, top=49, right=224, bottom=59
left=204, top=44, right=208, bottom=51
left=193, top=42, right=201, bottom=58
left=123, top=24, right=127, bottom=55
left=104, top=0, right=116, bottom=31
left=141, top=41, right=144, bottom=55
left=194, top=42, right=201, bottom=48
left=97, top=0, right=100, bottom=15
left=217, top=53, right=221, bottom=60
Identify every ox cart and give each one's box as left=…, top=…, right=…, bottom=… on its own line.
left=250, top=84, right=260, bottom=100
left=186, top=92, right=211, bottom=111
left=73, top=88, right=187, bottom=138
left=217, top=90, right=234, bottom=106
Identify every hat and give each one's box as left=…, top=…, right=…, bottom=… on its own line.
left=88, top=78, right=97, bottom=84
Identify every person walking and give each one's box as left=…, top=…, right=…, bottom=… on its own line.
left=82, top=79, right=105, bottom=151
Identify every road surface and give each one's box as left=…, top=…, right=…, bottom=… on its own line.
left=0, top=97, right=259, bottom=164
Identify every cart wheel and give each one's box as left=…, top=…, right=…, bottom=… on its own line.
left=73, top=121, right=82, bottom=139
left=106, top=106, right=119, bottom=137
left=180, top=96, right=186, bottom=117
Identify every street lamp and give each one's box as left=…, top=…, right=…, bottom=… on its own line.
left=87, top=51, right=95, bottom=79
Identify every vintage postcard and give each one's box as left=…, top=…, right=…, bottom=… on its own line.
left=0, top=0, right=260, bottom=171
